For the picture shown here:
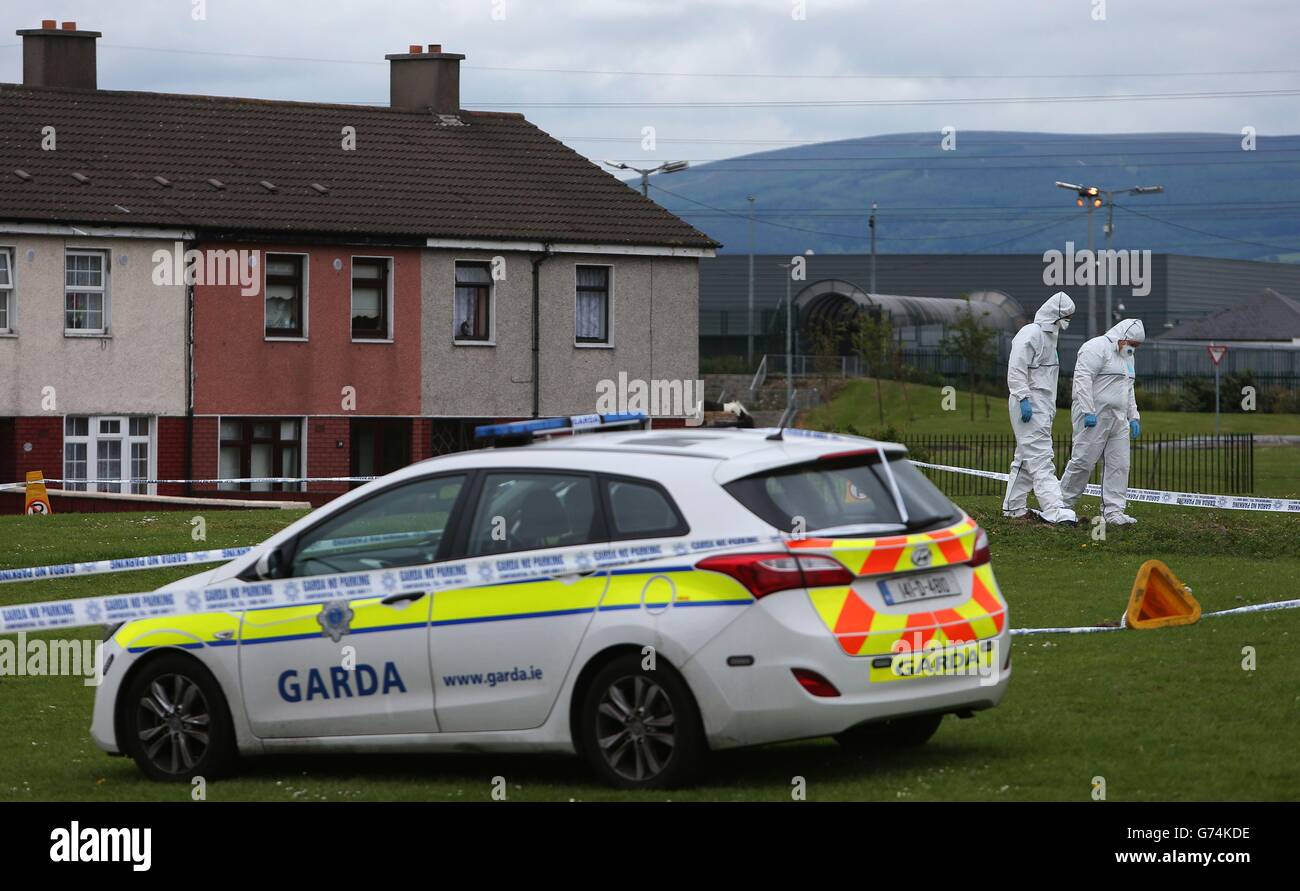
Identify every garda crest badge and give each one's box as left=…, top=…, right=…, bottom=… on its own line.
left=317, top=600, right=354, bottom=642
left=911, top=545, right=933, bottom=569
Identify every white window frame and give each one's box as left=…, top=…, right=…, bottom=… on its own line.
left=64, top=248, right=110, bottom=336
left=452, top=258, right=496, bottom=347
left=263, top=251, right=310, bottom=341
left=0, top=246, right=13, bottom=335
left=63, top=415, right=154, bottom=495
left=350, top=255, right=395, bottom=343
left=574, top=263, right=615, bottom=348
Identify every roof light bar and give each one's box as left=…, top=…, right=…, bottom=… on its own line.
left=473, top=412, right=648, bottom=444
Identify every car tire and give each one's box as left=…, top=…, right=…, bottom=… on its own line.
left=577, top=653, right=706, bottom=789
left=120, top=652, right=236, bottom=783
left=834, top=713, right=944, bottom=750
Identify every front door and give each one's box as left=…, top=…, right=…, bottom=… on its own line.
left=239, top=473, right=467, bottom=738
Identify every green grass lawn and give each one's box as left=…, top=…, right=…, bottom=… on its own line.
left=806, top=377, right=1300, bottom=436
left=1, top=496, right=1298, bottom=801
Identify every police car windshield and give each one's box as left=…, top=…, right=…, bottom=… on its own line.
left=725, top=453, right=960, bottom=536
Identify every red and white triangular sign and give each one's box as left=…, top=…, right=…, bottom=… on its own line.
left=1207, top=343, right=1228, bottom=366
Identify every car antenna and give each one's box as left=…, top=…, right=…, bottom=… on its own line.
left=767, top=401, right=796, bottom=440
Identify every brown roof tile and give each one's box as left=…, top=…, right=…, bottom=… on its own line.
left=0, top=83, right=719, bottom=249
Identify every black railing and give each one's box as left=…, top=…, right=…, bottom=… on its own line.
left=904, top=432, right=1254, bottom=497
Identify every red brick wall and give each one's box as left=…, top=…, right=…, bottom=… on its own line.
left=307, top=417, right=350, bottom=494
left=191, top=416, right=220, bottom=493
left=13, top=416, right=62, bottom=482
left=156, top=416, right=189, bottom=497
left=410, top=418, right=433, bottom=462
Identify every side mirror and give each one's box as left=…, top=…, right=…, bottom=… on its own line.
left=255, top=546, right=287, bottom=580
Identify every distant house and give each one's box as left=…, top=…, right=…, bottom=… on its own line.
left=1159, top=289, right=1300, bottom=347
left=0, top=21, right=717, bottom=498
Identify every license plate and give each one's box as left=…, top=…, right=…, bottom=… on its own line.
left=879, top=571, right=960, bottom=605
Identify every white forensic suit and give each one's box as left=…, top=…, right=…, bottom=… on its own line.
left=1002, top=291, right=1077, bottom=524
left=1059, top=319, right=1146, bottom=524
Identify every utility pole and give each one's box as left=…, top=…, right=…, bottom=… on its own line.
left=747, top=195, right=755, bottom=370
left=778, top=260, right=795, bottom=411
left=1086, top=199, right=1096, bottom=338
left=869, top=202, right=878, bottom=293
left=1103, top=185, right=1164, bottom=326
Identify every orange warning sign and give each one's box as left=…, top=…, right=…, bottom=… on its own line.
left=24, top=471, right=52, bottom=515
left=1126, top=559, right=1199, bottom=629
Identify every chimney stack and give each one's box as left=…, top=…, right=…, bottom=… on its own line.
left=17, top=20, right=101, bottom=89
left=385, top=44, right=465, bottom=114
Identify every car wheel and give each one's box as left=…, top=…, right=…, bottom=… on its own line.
left=120, top=653, right=236, bottom=782
left=578, top=654, right=706, bottom=789
left=834, top=713, right=944, bottom=750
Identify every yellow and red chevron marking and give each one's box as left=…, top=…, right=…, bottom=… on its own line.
left=789, top=515, right=978, bottom=576
left=807, top=562, right=1006, bottom=658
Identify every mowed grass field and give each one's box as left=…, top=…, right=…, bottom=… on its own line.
left=804, top=377, right=1300, bottom=436
left=1, top=488, right=1299, bottom=802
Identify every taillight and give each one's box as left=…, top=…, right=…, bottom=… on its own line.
left=968, top=527, right=991, bottom=567
left=696, top=552, right=853, bottom=598
left=791, top=668, right=841, bottom=697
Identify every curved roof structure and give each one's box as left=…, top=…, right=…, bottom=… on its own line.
left=793, top=279, right=1026, bottom=331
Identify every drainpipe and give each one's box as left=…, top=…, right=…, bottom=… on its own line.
left=530, top=246, right=553, bottom=418
left=184, top=238, right=196, bottom=497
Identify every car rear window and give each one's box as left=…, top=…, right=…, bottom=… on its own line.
left=724, top=453, right=960, bottom=535
left=603, top=478, right=689, bottom=539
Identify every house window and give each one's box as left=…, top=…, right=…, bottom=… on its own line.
left=265, top=254, right=305, bottom=338
left=65, top=250, right=108, bottom=334
left=351, top=257, right=391, bottom=339
left=0, top=248, right=12, bottom=333
left=63, top=416, right=152, bottom=494
left=454, top=261, right=492, bottom=342
left=219, top=418, right=302, bottom=492
left=576, top=265, right=610, bottom=344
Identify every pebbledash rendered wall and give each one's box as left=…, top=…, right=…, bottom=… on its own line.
left=0, top=233, right=187, bottom=487
left=420, top=250, right=700, bottom=419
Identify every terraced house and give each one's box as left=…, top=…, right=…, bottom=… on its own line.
left=0, top=21, right=716, bottom=504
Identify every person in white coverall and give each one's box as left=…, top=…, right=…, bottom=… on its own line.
left=1059, top=318, right=1146, bottom=525
left=1002, top=291, right=1078, bottom=524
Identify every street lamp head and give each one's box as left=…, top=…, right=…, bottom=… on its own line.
left=602, top=160, right=630, bottom=171
left=659, top=160, right=690, bottom=174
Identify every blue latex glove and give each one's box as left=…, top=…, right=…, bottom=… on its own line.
left=1019, top=398, right=1032, bottom=423
left=1084, top=413, right=1097, bottom=428
left=1130, top=419, right=1141, bottom=439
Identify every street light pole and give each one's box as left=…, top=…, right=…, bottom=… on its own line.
left=869, top=202, right=878, bottom=293
left=747, top=195, right=755, bottom=370
left=1103, top=185, right=1164, bottom=326
left=602, top=160, right=690, bottom=199
left=1086, top=200, right=1096, bottom=338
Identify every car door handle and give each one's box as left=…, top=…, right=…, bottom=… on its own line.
left=381, top=591, right=427, bottom=606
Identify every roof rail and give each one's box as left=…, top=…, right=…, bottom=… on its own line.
left=473, top=412, right=648, bottom=446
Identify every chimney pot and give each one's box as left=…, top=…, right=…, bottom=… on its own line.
left=408, top=44, right=422, bottom=53
left=385, top=44, right=465, bottom=113
left=17, top=21, right=101, bottom=89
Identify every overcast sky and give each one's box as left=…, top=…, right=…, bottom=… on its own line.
left=3, top=0, right=1297, bottom=171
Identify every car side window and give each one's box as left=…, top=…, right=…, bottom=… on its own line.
left=466, top=473, right=601, bottom=557
left=289, top=474, right=466, bottom=577
left=603, top=477, right=689, bottom=539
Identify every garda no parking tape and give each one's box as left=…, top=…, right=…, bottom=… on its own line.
left=0, top=547, right=253, bottom=586
left=0, top=534, right=786, bottom=634
left=911, top=461, right=1300, bottom=514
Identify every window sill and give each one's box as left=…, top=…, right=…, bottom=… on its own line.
left=453, top=339, right=496, bottom=347
left=352, top=336, right=394, bottom=344
left=0, top=332, right=16, bottom=338
left=64, top=331, right=110, bottom=338
left=265, top=336, right=309, bottom=342
left=575, top=341, right=614, bottom=349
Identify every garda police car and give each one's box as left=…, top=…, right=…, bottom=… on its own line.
left=91, top=414, right=1011, bottom=788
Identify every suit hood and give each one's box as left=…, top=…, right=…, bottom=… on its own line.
left=1034, top=291, right=1075, bottom=329
left=1106, top=318, right=1146, bottom=343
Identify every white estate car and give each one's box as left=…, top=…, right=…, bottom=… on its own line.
left=91, top=416, right=1011, bottom=788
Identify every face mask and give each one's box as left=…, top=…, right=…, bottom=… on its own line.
left=1059, top=318, right=1071, bottom=330
left=1121, top=345, right=1136, bottom=358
